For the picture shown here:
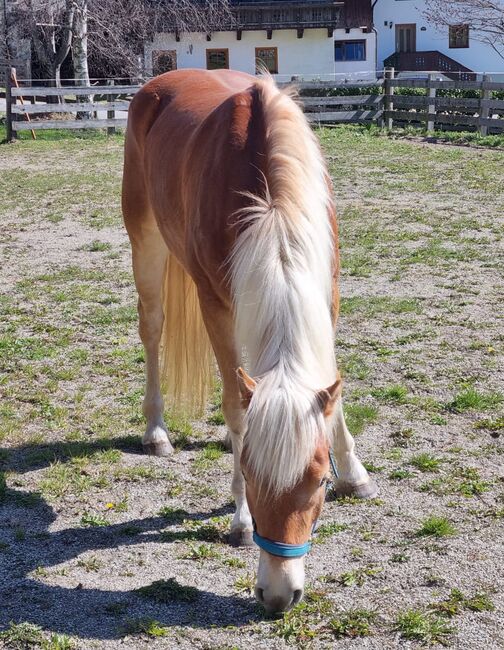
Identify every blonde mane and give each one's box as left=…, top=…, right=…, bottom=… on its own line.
left=230, top=78, right=336, bottom=496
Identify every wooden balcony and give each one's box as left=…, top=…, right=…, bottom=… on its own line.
left=231, top=2, right=346, bottom=33
left=384, top=51, right=475, bottom=81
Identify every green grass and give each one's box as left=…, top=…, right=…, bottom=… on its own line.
left=0, top=621, right=45, bottom=648
left=409, top=453, right=443, bottom=472
left=445, top=388, right=503, bottom=413
left=429, top=589, right=495, bottom=618
left=193, top=441, right=226, bottom=470
left=122, top=618, right=169, bottom=639
left=394, top=609, right=454, bottom=645
left=343, top=403, right=378, bottom=435
left=415, top=516, right=456, bottom=538
left=313, top=522, right=349, bottom=543
left=135, top=578, right=199, bottom=603
left=329, top=609, right=377, bottom=639
left=371, top=384, right=409, bottom=404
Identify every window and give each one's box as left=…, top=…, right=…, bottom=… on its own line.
left=206, top=49, right=229, bottom=70
left=334, top=40, right=366, bottom=62
left=152, top=50, right=177, bottom=76
left=449, top=24, right=469, bottom=48
left=255, top=47, right=278, bottom=74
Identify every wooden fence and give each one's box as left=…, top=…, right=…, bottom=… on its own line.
left=4, top=67, right=504, bottom=140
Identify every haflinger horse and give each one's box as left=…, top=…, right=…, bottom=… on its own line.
left=122, top=68, right=377, bottom=614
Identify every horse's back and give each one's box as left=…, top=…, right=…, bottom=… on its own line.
left=124, top=69, right=269, bottom=287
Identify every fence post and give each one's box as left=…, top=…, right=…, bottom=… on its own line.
left=384, top=67, right=395, bottom=130
left=479, top=74, right=491, bottom=137
left=5, top=67, right=17, bottom=142
left=107, top=79, right=116, bottom=135
left=427, top=73, right=436, bottom=132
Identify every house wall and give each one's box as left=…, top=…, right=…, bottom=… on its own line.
left=374, top=0, right=504, bottom=74
left=144, top=28, right=376, bottom=82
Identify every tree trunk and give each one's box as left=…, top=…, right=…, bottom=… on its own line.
left=72, top=0, right=92, bottom=119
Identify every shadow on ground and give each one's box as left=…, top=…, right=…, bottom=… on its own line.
left=0, top=438, right=257, bottom=640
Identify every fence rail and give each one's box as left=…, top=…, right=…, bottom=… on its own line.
left=4, top=67, right=504, bottom=140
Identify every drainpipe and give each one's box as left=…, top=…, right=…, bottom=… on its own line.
left=371, top=0, right=380, bottom=78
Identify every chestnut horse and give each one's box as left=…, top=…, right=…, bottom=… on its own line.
left=122, top=69, right=376, bottom=614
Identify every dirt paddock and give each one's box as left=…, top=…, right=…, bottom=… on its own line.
left=0, top=127, right=503, bottom=649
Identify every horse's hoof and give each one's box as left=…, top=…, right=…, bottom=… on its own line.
left=331, top=478, right=378, bottom=500
left=142, top=440, right=174, bottom=457
left=229, top=529, right=254, bottom=547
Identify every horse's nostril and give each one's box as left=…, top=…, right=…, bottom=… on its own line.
left=255, top=587, right=264, bottom=603
left=292, top=589, right=303, bottom=607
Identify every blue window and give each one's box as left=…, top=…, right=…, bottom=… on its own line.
left=334, top=40, right=366, bottom=62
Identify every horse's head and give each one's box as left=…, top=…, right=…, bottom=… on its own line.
left=237, top=368, right=341, bottom=614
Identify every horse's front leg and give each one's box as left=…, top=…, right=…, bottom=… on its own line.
left=198, top=295, right=253, bottom=546
left=330, top=400, right=378, bottom=499
left=225, top=399, right=254, bottom=546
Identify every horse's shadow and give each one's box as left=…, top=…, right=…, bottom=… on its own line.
left=0, top=437, right=259, bottom=640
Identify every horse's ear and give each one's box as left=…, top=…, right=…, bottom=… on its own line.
left=236, top=367, right=256, bottom=408
left=316, top=377, right=342, bottom=417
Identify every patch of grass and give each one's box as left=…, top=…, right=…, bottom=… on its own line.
left=41, top=634, right=76, bottom=649
left=180, top=543, right=221, bottom=562
left=234, top=573, right=255, bottom=595
left=157, top=506, right=187, bottom=523
left=329, top=608, right=377, bottom=639
left=135, top=578, right=199, bottom=603
left=420, top=466, right=492, bottom=497
left=122, top=618, right=169, bottom=638
left=193, top=441, right=226, bottom=470
left=80, top=512, right=109, bottom=527
left=445, top=388, right=503, bottom=413
left=390, top=428, right=415, bottom=447
left=343, top=403, right=378, bottom=435
left=429, top=589, right=495, bottom=618
left=76, top=555, right=102, bottom=572
left=362, top=461, right=384, bottom=473
left=394, top=609, right=454, bottom=646
left=80, top=240, right=112, bottom=252
left=0, top=621, right=45, bottom=648
left=415, top=516, right=456, bottom=538
left=409, top=453, right=442, bottom=472
left=337, top=565, right=382, bottom=587
left=223, top=557, right=247, bottom=569
left=313, top=522, right=349, bottom=543
left=389, top=468, right=413, bottom=480
left=272, top=590, right=332, bottom=643
left=207, top=409, right=225, bottom=425
left=339, top=353, right=370, bottom=380
left=371, top=384, right=409, bottom=404
left=474, top=417, right=503, bottom=434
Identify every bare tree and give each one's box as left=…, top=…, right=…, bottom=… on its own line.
left=15, top=0, right=75, bottom=85
left=423, top=0, right=504, bottom=62
left=87, top=0, right=234, bottom=79
left=13, top=0, right=234, bottom=84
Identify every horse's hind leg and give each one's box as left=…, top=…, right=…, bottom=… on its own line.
left=331, top=401, right=378, bottom=499
left=123, top=189, right=171, bottom=455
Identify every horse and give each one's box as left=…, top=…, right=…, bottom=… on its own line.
left=122, top=68, right=377, bottom=614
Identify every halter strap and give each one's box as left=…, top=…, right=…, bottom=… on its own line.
left=252, top=449, right=339, bottom=558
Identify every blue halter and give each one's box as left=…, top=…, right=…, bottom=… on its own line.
left=252, top=449, right=339, bottom=558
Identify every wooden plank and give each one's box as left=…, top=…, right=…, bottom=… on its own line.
left=288, top=79, right=383, bottom=90
left=12, top=101, right=131, bottom=114
left=392, top=78, right=504, bottom=91
left=384, top=110, right=504, bottom=129
left=307, top=109, right=383, bottom=123
left=11, top=84, right=141, bottom=97
left=384, top=67, right=395, bottom=129
left=393, top=95, right=480, bottom=109
left=13, top=118, right=128, bottom=130
left=427, top=73, right=436, bottom=132
left=480, top=74, right=491, bottom=136
left=302, top=95, right=383, bottom=107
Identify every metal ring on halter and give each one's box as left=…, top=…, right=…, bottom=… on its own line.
left=252, top=448, right=339, bottom=558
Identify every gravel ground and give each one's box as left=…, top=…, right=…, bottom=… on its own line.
left=0, top=127, right=503, bottom=649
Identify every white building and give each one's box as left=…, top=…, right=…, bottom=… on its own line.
left=144, top=1, right=377, bottom=83
left=373, top=0, right=504, bottom=77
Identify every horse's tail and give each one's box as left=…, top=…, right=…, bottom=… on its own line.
left=159, top=254, right=214, bottom=417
